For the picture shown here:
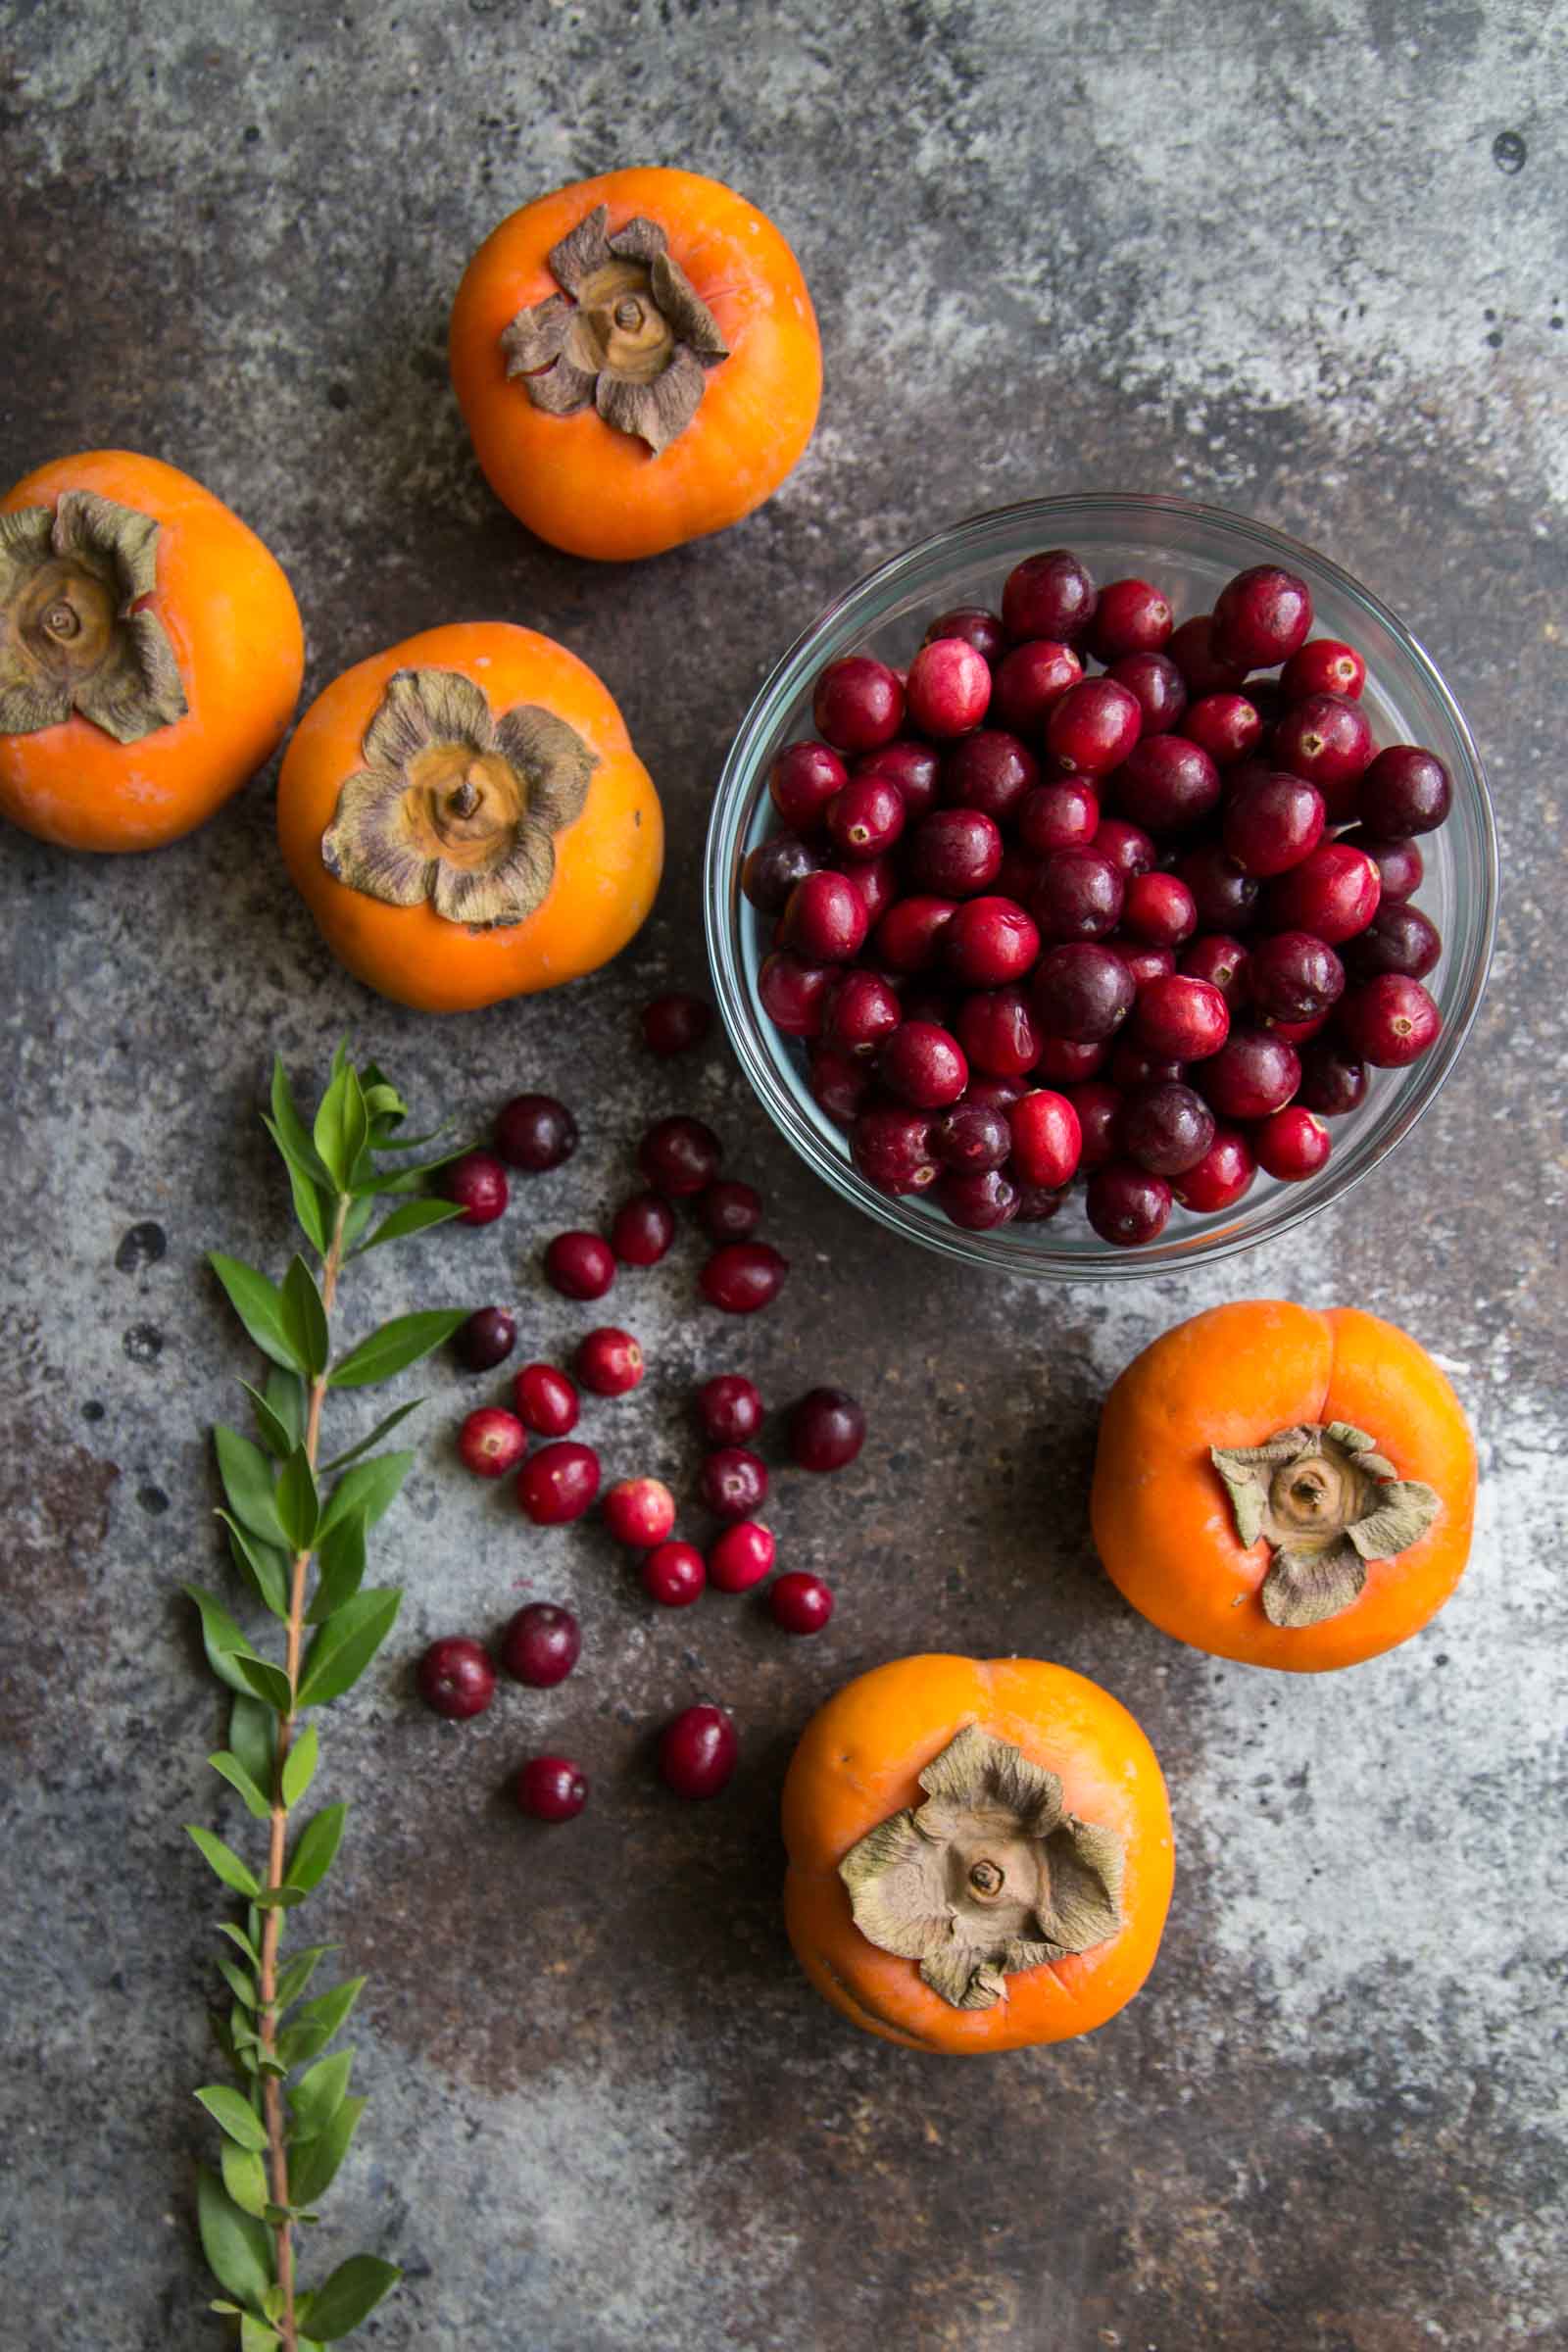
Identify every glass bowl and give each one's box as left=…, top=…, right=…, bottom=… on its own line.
left=704, top=494, right=1496, bottom=1278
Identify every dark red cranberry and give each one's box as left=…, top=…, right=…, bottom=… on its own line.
left=517, top=1440, right=601, bottom=1525
left=701, top=1242, right=789, bottom=1312
left=1282, top=638, right=1366, bottom=701
left=1344, top=904, right=1442, bottom=984
left=1118, top=1082, right=1215, bottom=1177
left=942, top=730, right=1038, bottom=824
left=1249, top=931, right=1347, bottom=1023
left=1106, top=650, right=1189, bottom=736
left=1185, top=692, right=1264, bottom=766
left=1271, top=694, right=1374, bottom=818
left=611, top=1191, right=676, bottom=1266
left=458, top=1406, right=527, bottom=1479
left=708, top=1521, right=775, bottom=1593
left=1114, top=735, right=1221, bottom=835
left=1013, top=1182, right=1068, bottom=1221
left=879, top=1020, right=968, bottom=1109
left=1210, top=564, right=1312, bottom=670
left=782, top=870, right=870, bottom=962
left=543, top=1230, right=614, bottom=1300
left=1179, top=933, right=1252, bottom=1008
left=1176, top=841, right=1261, bottom=931
left=1339, top=974, right=1442, bottom=1065
left=907, top=807, right=1003, bottom=897
left=639, top=1539, right=707, bottom=1605
left=1036, top=1035, right=1106, bottom=1083
left=788, top=1387, right=866, bottom=1472
left=659, top=1703, right=737, bottom=1798
left=603, top=1476, right=677, bottom=1548
left=964, top=1074, right=1027, bottom=1112
left=1252, top=1106, right=1332, bottom=1181
left=495, top=1094, right=578, bottom=1174
left=744, top=831, right=818, bottom=911
left=1172, top=1125, right=1256, bottom=1211
left=501, top=1602, right=581, bottom=1688
left=575, top=1326, right=644, bottom=1397
left=417, top=1637, right=496, bottom=1720
left=993, top=639, right=1084, bottom=735
left=906, top=637, right=992, bottom=736
left=1093, top=817, right=1157, bottom=879
left=1087, top=1162, right=1174, bottom=1247
left=838, top=852, right=899, bottom=927
left=1002, top=549, right=1098, bottom=644
left=768, top=740, right=848, bottom=831
left=923, top=605, right=1006, bottom=664
left=1358, top=744, right=1452, bottom=838
left=701, top=1446, right=768, bottom=1521
left=1000, top=836, right=1044, bottom=899
left=1031, top=848, right=1125, bottom=943
left=826, top=774, right=906, bottom=860
left=698, top=1181, right=764, bottom=1244
left=857, top=739, right=943, bottom=820
left=1019, top=776, right=1099, bottom=854
left=642, top=992, right=711, bottom=1056
left=1168, top=613, right=1247, bottom=696
left=638, top=1114, right=722, bottom=1197
left=769, top=1571, right=836, bottom=1635
left=696, top=1375, right=763, bottom=1448
left=1111, top=939, right=1177, bottom=991
left=1298, top=1039, right=1369, bottom=1116
left=1264, top=843, right=1381, bottom=944
left=1340, top=829, right=1422, bottom=906
left=445, top=1150, right=509, bottom=1226
left=514, top=1755, right=589, bottom=1822
left=938, top=1166, right=1020, bottom=1229
left=1031, top=943, right=1137, bottom=1042
left=874, top=894, right=957, bottom=972
left=1122, top=871, right=1198, bottom=948
left=932, top=1100, right=1012, bottom=1172
left=454, top=1306, right=516, bottom=1372
left=1222, top=768, right=1326, bottom=877
left=956, top=987, right=1042, bottom=1079
left=1134, top=974, right=1230, bottom=1061
left=1088, top=576, right=1173, bottom=662
left=1046, top=678, right=1143, bottom=774
left=1198, top=1028, right=1302, bottom=1119
left=808, top=1044, right=871, bottom=1125
left=514, top=1361, right=579, bottom=1437
left=852, top=1102, right=940, bottom=1194
left=1258, top=1011, right=1332, bottom=1047
left=942, top=896, right=1041, bottom=987
left=1008, top=1089, right=1082, bottom=1188
left=1109, top=1041, right=1185, bottom=1091
left=1068, top=1079, right=1124, bottom=1170
left=758, top=950, right=832, bottom=1037
left=812, top=657, right=905, bottom=755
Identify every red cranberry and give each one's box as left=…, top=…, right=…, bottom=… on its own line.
left=1087, top=1162, right=1174, bottom=1247
left=696, top=1375, right=763, bottom=1448
left=500, top=1602, right=581, bottom=1688
left=1282, top=638, right=1366, bottom=700
left=788, top=1387, right=866, bottom=1472
left=1298, top=1038, right=1369, bottom=1116
left=1114, top=941, right=1177, bottom=993
left=458, top=1406, right=527, bottom=1479
left=808, top=1043, right=871, bottom=1125
left=1046, top=678, right=1143, bottom=774
left=932, top=1100, right=1012, bottom=1172
left=1179, top=934, right=1252, bottom=1008
left=769, top=1571, right=835, bottom=1635
left=1106, top=650, right=1189, bottom=736
left=1168, top=613, right=1247, bottom=696
left=1339, top=974, right=1441, bottom=1065
left=1019, top=777, right=1099, bottom=854
left=698, top=1180, right=763, bottom=1244
left=1088, top=577, right=1173, bottom=662
left=1265, top=843, right=1381, bottom=944
left=1199, top=1028, right=1302, bottom=1119
left=1014, top=1183, right=1068, bottom=1221
left=1114, top=734, right=1221, bottom=834
left=1340, top=829, right=1422, bottom=906
left=1068, top=1080, right=1124, bottom=1170
left=1122, top=870, right=1197, bottom=948
left=575, top=1326, right=644, bottom=1397
left=879, top=1020, right=968, bottom=1109
left=417, top=1637, right=496, bottom=1720
left=1185, top=692, right=1265, bottom=766
left=853, top=1103, right=940, bottom=1194
left=603, top=1476, right=676, bottom=1548
left=1358, top=745, right=1452, bottom=838
left=514, top=1362, right=579, bottom=1437
left=1253, top=1105, right=1332, bottom=1181
left=1031, top=848, right=1125, bottom=942
left=1176, top=842, right=1261, bottom=931
left=906, top=637, right=992, bottom=737
left=1002, top=549, right=1098, bottom=644
left=1031, top=943, right=1137, bottom=1042
left=1007, top=1089, right=1082, bottom=1188
left=1119, top=1081, right=1215, bottom=1177
left=1249, top=931, right=1346, bottom=1023
left=824, top=774, right=905, bottom=860
left=956, top=987, right=1042, bottom=1079
left=1109, top=1041, right=1185, bottom=1091
left=744, top=831, right=818, bottom=911
left=543, top=1230, right=614, bottom=1300
left=943, top=896, right=1041, bottom=987
left=640, top=1540, right=706, bottom=1607
left=659, top=1703, right=737, bottom=1798
left=964, top=1074, right=1027, bottom=1111
left=1036, top=1036, right=1106, bottom=1083
left=782, top=870, right=870, bottom=963
left=701, top=1446, right=768, bottom=1520
left=1222, top=768, right=1326, bottom=877
left=1172, top=1125, right=1256, bottom=1211
left=758, top=950, right=832, bottom=1038
left=445, top=1151, right=509, bottom=1226
left=837, top=853, right=899, bottom=927
left=495, top=1095, right=579, bottom=1174
left=937, top=1166, right=1020, bottom=1229
left=1344, top=904, right=1442, bottom=984
left=923, top=605, right=1005, bottom=664
left=708, top=1521, right=775, bottom=1592
left=874, top=894, right=957, bottom=972
left=1271, top=694, right=1374, bottom=817
left=1135, top=974, right=1230, bottom=1061
left=908, top=807, right=1003, bottom=897
left=1210, top=564, right=1312, bottom=670
left=454, top=1306, right=516, bottom=1372
left=514, top=1755, right=588, bottom=1820
left=993, top=640, right=1084, bottom=734
left=857, top=739, right=943, bottom=820
left=812, top=657, right=905, bottom=755
left=1259, top=1011, right=1332, bottom=1047
left=769, top=740, right=848, bottom=831
left=942, top=730, right=1038, bottom=824
left=642, top=992, right=711, bottom=1056
left=701, top=1242, right=789, bottom=1312
left=639, top=1114, right=723, bottom=1197
left=611, top=1191, right=676, bottom=1266
left=517, top=1440, right=601, bottom=1525
left=1093, top=817, right=1157, bottom=879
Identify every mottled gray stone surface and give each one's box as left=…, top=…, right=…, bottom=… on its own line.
left=1, top=3, right=1565, bottom=2347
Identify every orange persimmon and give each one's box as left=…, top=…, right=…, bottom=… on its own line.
left=276, top=621, right=662, bottom=1012
left=1091, top=1300, right=1477, bottom=1672
left=781, top=1654, right=1174, bottom=2054
left=0, top=450, right=304, bottom=852
left=450, top=167, right=821, bottom=561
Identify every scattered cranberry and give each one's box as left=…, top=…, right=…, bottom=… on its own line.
left=768, top=740, right=848, bottom=831
left=956, top=987, right=1042, bottom=1079
left=1358, top=744, right=1452, bottom=838
left=1031, top=847, right=1125, bottom=942
left=514, top=1362, right=579, bottom=1437
left=1222, top=769, right=1326, bottom=878
left=659, top=1703, right=737, bottom=1798
left=1036, top=1036, right=1106, bottom=1083
left=1298, top=1038, right=1369, bottom=1116
left=743, top=830, right=818, bottom=910
left=879, top=1020, right=969, bottom=1109
left=638, top=1114, right=723, bottom=1197
left=1088, top=576, right=1173, bottom=662
left=813, top=656, right=905, bottom=754
left=1134, top=974, right=1230, bottom=1062
left=1177, top=841, right=1261, bottom=931
left=937, top=1167, right=1019, bottom=1228
left=1008, top=1090, right=1082, bottom=1189
left=457, top=1406, right=527, bottom=1480
left=788, top=1387, right=866, bottom=1472
left=856, top=738, right=942, bottom=819
left=1172, top=1125, right=1256, bottom=1211
left=642, top=992, right=711, bottom=1056
left=993, top=640, right=1084, bottom=733
left=640, top=1540, right=707, bottom=1607
left=1271, top=694, right=1374, bottom=817
left=500, top=1602, right=580, bottom=1687
left=1031, top=942, right=1137, bottom=1043
left=1253, top=1105, right=1333, bottom=1181
left=782, top=869, right=870, bottom=963
left=1185, top=692, right=1264, bottom=767
left=708, top=1521, right=775, bottom=1593
left=874, top=894, right=958, bottom=972
left=852, top=1104, right=940, bottom=1194
left=1068, top=1079, right=1125, bottom=1170
left=907, top=807, right=1003, bottom=898
left=906, top=636, right=992, bottom=736
left=1119, top=1081, right=1215, bottom=1176
left=827, top=773, right=906, bottom=860
left=923, top=605, right=1005, bottom=663
left=611, top=1191, right=676, bottom=1266
left=1114, top=734, right=1221, bottom=834
left=1086, top=1162, right=1174, bottom=1247
left=454, top=1306, right=516, bottom=1372
left=1106, top=650, right=1189, bottom=735
left=696, top=1373, right=763, bottom=1446
left=696, top=1180, right=763, bottom=1244
left=1210, top=564, right=1312, bottom=670
left=932, top=1100, right=1012, bottom=1172
left=758, top=950, right=832, bottom=1037
left=444, top=1150, right=509, bottom=1225
left=417, top=1637, right=496, bottom=1721
left=495, top=1095, right=578, bottom=1174
left=543, top=1230, right=614, bottom=1301
left=1249, top=931, right=1347, bottom=1024
left=808, top=1042, right=871, bottom=1124
left=1341, top=829, right=1423, bottom=906
left=514, top=1755, right=588, bottom=1821
left=769, top=1571, right=835, bottom=1636
left=701, top=1241, right=789, bottom=1312
left=575, top=1326, right=644, bottom=1400
left=1339, top=974, right=1442, bottom=1066
left=1265, top=842, right=1382, bottom=944
left=1168, top=613, right=1247, bottom=696
left=941, top=896, right=1041, bottom=987
left=702, top=1446, right=768, bottom=1520
left=1002, top=548, right=1098, bottom=643
left=1046, top=677, right=1143, bottom=774
left=1179, top=933, right=1251, bottom=1007
left=517, top=1440, right=601, bottom=1526
left=1018, top=777, right=1099, bottom=855
left=1198, top=1028, right=1302, bottom=1119
left=1282, top=638, right=1366, bottom=701
left=1345, top=903, right=1442, bottom=983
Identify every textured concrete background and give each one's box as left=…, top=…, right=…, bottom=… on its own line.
left=2, top=2, right=1565, bottom=2347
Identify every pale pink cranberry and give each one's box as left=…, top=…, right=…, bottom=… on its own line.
left=906, top=637, right=993, bottom=736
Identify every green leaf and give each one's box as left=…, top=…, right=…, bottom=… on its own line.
left=233, top=1652, right=296, bottom=1717
left=185, top=1585, right=261, bottom=1697
left=330, top=1310, right=468, bottom=1389
left=281, top=1721, right=318, bottom=1809
left=208, top=1750, right=273, bottom=1823
left=286, top=2094, right=365, bottom=2206
left=265, top=1124, right=331, bottom=1255
left=210, top=1252, right=305, bottom=1374
left=186, top=1826, right=262, bottom=1898
left=276, top=1976, right=364, bottom=2069
left=314, top=1062, right=368, bottom=1193
left=318, top=1451, right=413, bottom=1540
left=218, top=1919, right=263, bottom=1969
left=220, top=1513, right=291, bottom=1621
left=319, top=1399, right=424, bottom=1476
left=304, top=2254, right=402, bottom=2340
left=229, top=1696, right=275, bottom=1795
left=196, top=2084, right=270, bottom=2151
left=350, top=1197, right=466, bottom=1256
left=281, top=1254, right=330, bottom=1378
left=296, top=1590, right=401, bottom=1710
left=196, top=2164, right=275, bottom=2308
left=215, top=1951, right=258, bottom=2010
left=340, top=1194, right=376, bottom=1249
left=220, top=2139, right=270, bottom=2222
left=361, top=1142, right=471, bottom=1195
left=274, top=1942, right=335, bottom=2010
left=307, top=1511, right=366, bottom=1624
left=214, top=1425, right=284, bottom=1547
left=265, top=1366, right=307, bottom=1448
left=360, top=1071, right=408, bottom=1130
left=287, top=2049, right=353, bottom=2140
left=240, top=2311, right=282, bottom=2351
left=287, top=1803, right=346, bottom=1894
left=241, top=1381, right=296, bottom=1461
left=251, top=1885, right=310, bottom=1911
left=275, top=1446, right=319, bottom=1552
left=368, top=1122, right=450, bottom=1153
left=270, top=1054, right=333, bottom=1187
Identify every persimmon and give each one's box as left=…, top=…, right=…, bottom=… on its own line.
left=450, top=168, right=821, bottom=561
left=0, top=450, right=303, bottom=852
left=276, top=622, right=662, bottom=1013
left=1091, top=1300, right=1476, bottom=1672
left=781, top=1654, right=1173, bottom=2054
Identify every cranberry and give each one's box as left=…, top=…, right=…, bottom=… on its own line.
left=1046, top=678, right=1143, bottom=774
left=1168, top=613, right=1247, bottom=696
left=458, top=1406, right=527, bottom=1479
left=1358, top=745, right=1452, bottom=838
left=1031, top=943, right=1137, bottom=1043
left=788, top=1387, right=866, bottom=1472
left=782, top=870, right=870, bottom=963
left=1340, top=829, right=1422, bottom=906
left=444, top=1150, right=509, bottom=1225
left=874, top=894, right=958, bottom=972
left=1282, top=638, right=1366, bottom=701
left=500, top=1602, right=581, bottom=1687
left=600, top=1476, right=674, bottom=1549
left=1007, top=1089, right=1082, bottom=1188
left=932, top=1100, right=1012, bottom=1172
left=1176, top=842, right=1261, bottom=932
left=695, top=1180, right=761, bottom=1245
left=853, top=1104, right=940, bottom=1194
left=1198, top=1028, right=1302, bottom=1119
left=1036, top=1036, right=1106, bottom=1083
left=1259, top=1011, right=1332, bottom=1047
left=1118, top=1081, right=1215, bottom=1176
left=769, top=740, right=848, bottom=831
left=659, top=1702, right=738, bottom=1798
left=1185, top=692, right=1264, bottom=767
left=701, top=1241, right=789, bottom=1312
left=1114, top=939, right=1177, bottom=994
left=1298, top=1038, right=1369, bottom=1116
left=454, top=1306, right=516, bottom=1372
left=517, top=1440, right=601, bottom=1525
left=907, top=807, right=1003, bottom=898
left=744, top=830, right=818, bottom=911
left=769, top=1571, right=835, bottom=1635
left=923, top=605, right=1005, bottom=663
left=1253, top=1105, right=1333, bottom=1181
left=1345, top=904, right=1442, bottom=984
left=1339, top=974, right=1442, bottom=1066
left=879, top=1020, right=968, bottom=1109
left=514, top=1362, right=579, bottom=1437
left=906, top=636, right=992, bottom=737
left=993, top=640, right=1084, bottom=734
left=1179, top=933, right=1252, bottom=1007
left=1088, top=576, right=1173, bottom=662
left=514, top=1755, right=588, bottom=1821
left=1172, top=1125, right=1256, bottom=1211
left=698, top=1445, right=766, bottom=1521
left=1093, top=817, right=1157, bottom=879
left=1265, top=843, right=1381, bottom=944
left=708, top=1521, right=775, bottom=1592
left=758, top=950, right=832, bottom=1037
left=812, top=657, right=905, bottom=755
left=1114, top=734, right=1221, bottom=834
left=1249, top=931, right=1346, bottom=1023
left=1087, top=1162, right=1174, bottom=1247
left=823, top=773, right=903, bottom=860
left=1068, top=1080, right=1125, bottom=1169
left=956, top=987, right=1042, bottom=1079
left=417, top=1637, right=496, bottom=1720
left=964, top=1074, right=1027, bottom=1112
left=1002, top=549, right=1098, bottom=644
left=941, top=896, right=1041, bottom=988
left=1135, top=974, right=1230, bottom=1061
left=575, top=1326, right=644, bottom=1397
left=808, top=1043, right=871, bottom=1125
left=543, top=1230, right=614, bottom=1301
left=1222, top=768, right=1326, bottom=877
left=1106, top=650, right=1189, bottom=736
left=838, top=852, right=899, bottom=927
left=642, top=992, right=711, bottom=1056
left=1210, top=564, right=1312, bottom=670
left=640, top=1540, right=707, bottom=1607
left=857, top=739, right=943, bottom=820
left=1271, top=694, right=1374, bottom=818
left=696, top=1374, right=763, bottom=1446
left=611, top=1191, right=676, bottom=1266
left=1018, top=777, right=1099, bottom=855
left=1031, top=848, right=1125, bottom=942
left=1014, top=1183, right=1068, bottom=1221
left=639, top=1114, right=723, bottom=1197
left=942, top=731, right=1038, bottom=825
left=495, top=1095, right=579, bottom=1174
left=1122, top=870, right=1198, bottom=948
left=1109, top=1041, right=1185, bottom=1091
left=938, top=1167, right=1021, bottom=1228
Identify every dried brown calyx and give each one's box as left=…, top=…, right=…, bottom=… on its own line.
left=1212, top=1421, right=1440, bottom=1629
left=320, top=667, right=597, bottom=930
left=501, top=204, right=728, bottom=456
left=0, top=493, right=187, bottom=743
left=838, top=1724, right=1125, bottom=2012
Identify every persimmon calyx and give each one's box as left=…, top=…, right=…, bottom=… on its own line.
left=320, top=666, right=597, bottom=931
left=1211, top=1420, right=1440, bottom=1629
left=501, top=204, right=728, bottom=456
left=0, top=493, right=187, bottom=743
left=837, top=1724, right=1125, bottom=2012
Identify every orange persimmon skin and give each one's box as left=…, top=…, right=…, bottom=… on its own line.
left=276, top=621, right=662, bottom=1013
left=1091, top=1300, right=1477, bottom=1673
left=0, top=451, right=304, bottom=853
left=781, top=1654, right=1174, bottom=2054
left=450, top=168, right=822, bottom=561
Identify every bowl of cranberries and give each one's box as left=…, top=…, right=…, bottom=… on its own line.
left=706, top=495, right=1495, bottom=1272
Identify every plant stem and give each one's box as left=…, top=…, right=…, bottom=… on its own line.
left=257, top=1191, right=349, bottom=2352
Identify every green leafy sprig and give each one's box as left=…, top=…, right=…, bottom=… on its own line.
left=188, top=1049, right=470, bottom=2351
